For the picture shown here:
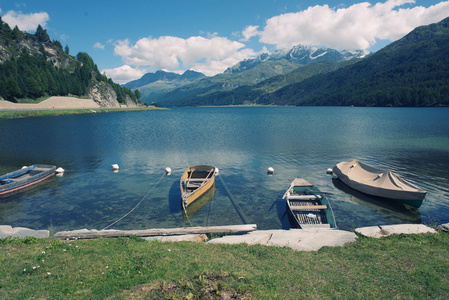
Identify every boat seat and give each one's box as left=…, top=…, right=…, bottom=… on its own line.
left=287, top=195, right=320, bottom=200
left=291, top=205, right=327, bottom=211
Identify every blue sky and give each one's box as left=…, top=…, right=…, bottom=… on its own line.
left=1, top=0, right=448, bottom=84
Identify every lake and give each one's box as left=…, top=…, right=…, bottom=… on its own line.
left=0, top=107, right=448, bottom=232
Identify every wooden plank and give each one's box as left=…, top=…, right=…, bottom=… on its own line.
left=291, top=205, right=327, bottom=211
left=300, top=224, right=331, bottom=229
left=54, top=224, right=257, bottom=240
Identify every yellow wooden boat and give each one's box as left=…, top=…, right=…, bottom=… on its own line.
left=180, top=165, right=216, bottom=209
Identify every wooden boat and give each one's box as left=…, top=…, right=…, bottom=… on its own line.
left=183, top=183, right=216, bottom=221
left=283, top=178, right=337, bottom=229
left=0, top=165, right=56, bottom=197
left=333, top=159, right=426, bottom=208
left=180, top=165, right=216, bottom=209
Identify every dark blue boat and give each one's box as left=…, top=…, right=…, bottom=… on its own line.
left=0, top=165, right=56, bottom=197
left=283, top=178, right=337, bottom=229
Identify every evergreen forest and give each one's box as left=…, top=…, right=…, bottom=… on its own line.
left=0, top=19, right=139, bottom=104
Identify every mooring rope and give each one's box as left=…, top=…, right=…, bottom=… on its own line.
left=101, top=172, right=167, bottom=230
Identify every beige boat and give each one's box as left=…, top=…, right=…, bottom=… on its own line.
left=333, top=159, right=427, bottom=208
left=180, top=165, right=216, bottom=209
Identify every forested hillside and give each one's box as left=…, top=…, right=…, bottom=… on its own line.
left=257, top=17, right=449, bottom=107
left=0, top=19, right=140, bottom=105
left=162, top=17, right=449, bottom=107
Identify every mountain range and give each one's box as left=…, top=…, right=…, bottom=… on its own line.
left=125, top=45, right=368, bottom=104
left=152, top=16, right=449, bottom=107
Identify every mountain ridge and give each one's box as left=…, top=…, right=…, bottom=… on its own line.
left=256, top=16, right=449, bottom=107
left=128, top=44, right=367, bottom=104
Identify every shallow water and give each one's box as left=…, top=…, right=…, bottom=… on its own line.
left=0, top=107, right=448, bottom=231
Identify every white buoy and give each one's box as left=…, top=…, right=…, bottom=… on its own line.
left=326, top=168, right=333, bottom=175
left=165, top=167, right=172, bottom=175
left=215, top=167, right=219, bottom=175
left=111, top=164, right=119, bottom=170
left=55, top=167, right=65, bottom=177
left=267, top=167, right=274, bottom=175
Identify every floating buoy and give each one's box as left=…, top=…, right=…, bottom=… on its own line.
left=267, top=167, right=274, bottom=175
left=215, top=167, right=219, bottom=175
left=111, top=164, right=119, bottom=171
left=55, top=167, right=65, bottom=177
left=165, top=167, right=172, bottom=175
left=326, top=168, right=333, bottom=175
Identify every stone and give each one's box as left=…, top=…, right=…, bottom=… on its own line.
left=0, top=225, right=49, bottom=239
left=355, top=224, right=437, bottom=238
left=208, top=229, right=357, bottom=251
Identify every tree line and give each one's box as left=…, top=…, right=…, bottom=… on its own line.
left=0, top=19, right=140, bottom=104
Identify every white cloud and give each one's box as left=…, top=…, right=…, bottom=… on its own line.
left=2, top=10, right=49, bottom=32
left=93, top=42, right=105, bottom=50
left=257, top=0, right=449, bottom=50
left=191, top=48, right=260, bottom=76
left=241, top=25, right=260, bottom=41
left=102, top=65, right=146, bottom=84
left=113, top=35, right=258, bottom=76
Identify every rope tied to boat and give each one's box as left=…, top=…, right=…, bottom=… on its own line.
left=101, top=171, right=167, bottom=231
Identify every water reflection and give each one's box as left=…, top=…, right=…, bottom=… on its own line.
left=332, top=178, right=421, bottom=225
left=183, top=184, right=216, bottom=221
left=0, top=107, right=448, bottom=231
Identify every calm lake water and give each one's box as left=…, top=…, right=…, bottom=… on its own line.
left=0, top=107, right=448, bottom=232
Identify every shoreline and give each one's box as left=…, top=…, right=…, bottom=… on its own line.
left=1, top=223, right=442, bottom=252
left=0, top=96, right=100, bottom=110
left=0, top=96, right=165, bottom=118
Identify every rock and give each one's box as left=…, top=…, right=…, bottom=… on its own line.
left=0, top=225, right=49, bottom=239
left=355, top=224, right=437, bottom=238
left=439, top=223, right=449, bottom=232
left=208, top=229, right=357, bottom=251
left=88, top=82, right=121, bottom=107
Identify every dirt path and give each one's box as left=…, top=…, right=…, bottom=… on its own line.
left=0, top=97, right=100, bottom=109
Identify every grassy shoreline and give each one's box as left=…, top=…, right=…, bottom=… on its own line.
left=0, top=107, right=167, bottom=119
left=1, top=231, right=448, bottom=299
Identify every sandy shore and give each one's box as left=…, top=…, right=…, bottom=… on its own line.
left=0, top=96, right=100, bottom=109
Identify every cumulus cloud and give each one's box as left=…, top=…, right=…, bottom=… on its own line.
left=102, top=65, right=146, bottom=84
left=241, top=25, right=260, bottom=41
left=93, top=42, right=105, bottom=50
left=2, top=10, right=49, bottom=32
left=256, top=0, right=449, bottom=50
left=113, top=35, right=257, bottom=76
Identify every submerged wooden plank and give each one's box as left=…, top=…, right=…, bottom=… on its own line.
left=290, top=205, right=327, bottom=211
left=54, top=224, right=257, bottom=240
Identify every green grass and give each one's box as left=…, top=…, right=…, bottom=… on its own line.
left=0, top=107, right=166, bottom=119
left=1, top=231, right=448, bottom=299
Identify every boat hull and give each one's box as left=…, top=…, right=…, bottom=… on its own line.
left=283, top=178, right=337, bottom=229
left=333, top=160, right=426, bottom=208
left=180, top=165, right=216, bottom=209
left=0, top=165, right=56, bottom=198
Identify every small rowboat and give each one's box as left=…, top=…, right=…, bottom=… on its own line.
left=283, top=178, right=337, bottom=229
left=180, top=165, right=216, bottom=209
left=333, top=159, right=426, bottom=208
left=0, top=165, right=56, bottom=197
